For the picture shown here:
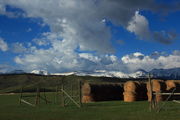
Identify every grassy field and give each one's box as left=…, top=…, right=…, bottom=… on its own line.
left=0, top=93, right=180, bottom=120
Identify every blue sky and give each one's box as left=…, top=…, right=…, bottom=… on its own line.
left=0, top=0, right=180, bottom=73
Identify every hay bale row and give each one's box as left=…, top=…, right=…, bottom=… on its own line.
left=81, top=80, right=180, bottom=103
left=123, top=81, right=147, bottom=102
left=146, top=80, right=180, bottom=102
left=81, top=82, right=123, bottom=103
left=123, top=80, right=180, bottom=102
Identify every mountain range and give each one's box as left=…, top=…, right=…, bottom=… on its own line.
left=2, top=67, right=180, bottom=79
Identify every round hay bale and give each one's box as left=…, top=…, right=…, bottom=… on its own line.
left=123, top=92, right=136, bottom=102
left=166, top=80, right=176, bottom=91
left=146, top=80, right=166, bottom=92
left=82, top=95, right=94, bottom=103
left=81, top=83, right=91, bottom=96
left=124, top=81, right=138, bottom=92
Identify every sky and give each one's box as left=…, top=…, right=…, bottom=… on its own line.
left=0, top=0, right=180, bottom=73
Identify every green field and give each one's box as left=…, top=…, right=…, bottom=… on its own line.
left=0, top=93, right=180, bottom=120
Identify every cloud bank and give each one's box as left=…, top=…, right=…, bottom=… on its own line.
left=14, top=49, right=180, bottom=73
left=121, top=51, right=180, bottom=72
left=1, top=0, right=179, bottom=49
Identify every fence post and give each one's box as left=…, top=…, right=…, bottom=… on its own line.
left=19, top=87, right=23, bottom=104
left=79, top=80, right=82, bottom=107
left=61, top=78, right=65, bottom=107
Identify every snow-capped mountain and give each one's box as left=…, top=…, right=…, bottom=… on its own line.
left=50, top=68, right=180, bottom=79
left=149, top=68, right=180, bottom=79
left=51, top=70, right=148, bottom=78
left=31, top=70, right=49, bottom=75
left=77, top=70, right=130, bottom=78
left=129, top=70, right=148, bottom=78
left=51, top=72, right=76, bottom=76
left=2, top=68, right=180, bottom=79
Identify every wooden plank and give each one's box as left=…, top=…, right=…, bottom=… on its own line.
left=55, top=86, right=58, bottom=104
left=22, top=95, right=36, bottom=97
left=61, top=78, right=65, bottom=107
left=153, top=93, right=180, bottom=95
left=79, top=80, right=82, bottom=107
left=20, top=99, right=35, bottom=107
left=157, top=88, right=177, bottom=113
left=43, top=88, right=48, bottom=104
left=19, top=87, right=23, bottom=104
left=173, top=100, right=180, bottom=104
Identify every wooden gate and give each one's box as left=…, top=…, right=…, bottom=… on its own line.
left=56, top=77, right=82, bottom=108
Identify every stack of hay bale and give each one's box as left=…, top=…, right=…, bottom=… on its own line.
left=81, top=83, right=94, bottom=103
left=165, top=80, right=180, bottom=100
left=81, top=82, right=123, bottom=103
left=166, top=80, right=176, bottom=91
left=123, top=81, right=139, bottom=102
left=146, top=80, right=166, bottom=102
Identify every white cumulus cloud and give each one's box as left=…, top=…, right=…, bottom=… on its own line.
left=13, top=48, right=180, bottom=73
left=0, top=37, right=8, bottom=52
left=12, top=42, right=27, bottom=53
left=127, top=11, right=177, bottom=43
left=122, top=51, right=180, bottom=72
left=127, top=11, right=151, bottom=40
left=0, top=0, right=179, bottom=53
